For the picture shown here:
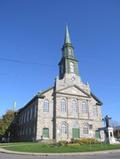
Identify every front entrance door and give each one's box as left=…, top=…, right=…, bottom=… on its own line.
left=72, top=128, right=80, bottom=139
left=95, top=131, right=100, bottom=139
left=43, top=128, right=49, bottom=138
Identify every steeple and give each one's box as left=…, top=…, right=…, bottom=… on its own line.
left=58, top=26, right=79, bottom=79
left=62, top=26, right=74, bottom=58
left=64, top=25, right=71, bottom=44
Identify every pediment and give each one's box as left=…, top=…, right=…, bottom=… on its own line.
left=57, top=85, right=90, bottom=97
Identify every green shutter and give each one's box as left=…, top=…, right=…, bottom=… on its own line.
left=43, top=128, right=49, bottom=138
left=72, top=128, right=80, bottom=139
left=95, top=131, right=100, bottom=139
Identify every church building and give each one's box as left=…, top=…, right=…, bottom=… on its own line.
left=15, top=26, right=102, bottom=142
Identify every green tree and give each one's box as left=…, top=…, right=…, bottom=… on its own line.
left=0, top=110, right=15, bottom=137
left=0, top=118, right=5, bottom=136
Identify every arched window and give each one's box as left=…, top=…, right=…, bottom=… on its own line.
left=72, top=99, right=78, bottom=114
left=70, top=62, right=74, bottom=73
left=26, top=111, right=28, bottom=122
left=83, top=123, right=89, bottom=134
left=43, top=99, right=49, bottom=112
left=82, top=100, right=88, bottom=113
left=61, top=99, right=67, bottom=112
left=61, top=122, right=68, bottom=134
left=30, top=108, right=32, bottom=120
left=93, top=105, right=98, bottom=116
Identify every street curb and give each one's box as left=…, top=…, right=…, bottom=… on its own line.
left=0, top=148, right=120, bottom=156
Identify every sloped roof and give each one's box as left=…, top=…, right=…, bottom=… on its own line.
left=57, top=84, right=102, bottom=105
left=91, top=92, right=103, bottom=105
left=18, top=87, right=54, bottom=113
left=57, top=84, right=90, bottom=97
left=18, top=85, right=102, bottom=114
left=37, top=86, right=54, bottom=96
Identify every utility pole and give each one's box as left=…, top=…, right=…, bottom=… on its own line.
left=13, top=101, right=16, bottom=112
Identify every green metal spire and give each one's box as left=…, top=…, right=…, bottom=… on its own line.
left=64, top=25, right=71, bottom=44
left=59, top=26, right=79, bottom=79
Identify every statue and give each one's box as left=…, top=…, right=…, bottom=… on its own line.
left=100, top=115, right=117, bottom=144
left=103, top=115, right=112, bottom=128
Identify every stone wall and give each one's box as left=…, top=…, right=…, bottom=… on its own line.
left=36, top=88, right=54, bottom=141
left=16, top=98, right=38, bottom=141
left=54, top=74, right=102, bottom=141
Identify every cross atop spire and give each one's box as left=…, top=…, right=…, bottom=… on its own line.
left=64, top=25, right=71, bottom=44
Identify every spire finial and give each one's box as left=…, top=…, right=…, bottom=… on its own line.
left=64, top=25, right=71, bottom=44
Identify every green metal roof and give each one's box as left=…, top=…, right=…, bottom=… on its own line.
left=64, top=25, right=71, bottom=44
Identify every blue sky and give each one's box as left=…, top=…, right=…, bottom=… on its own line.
left=0, top=0, right=120, bottom=121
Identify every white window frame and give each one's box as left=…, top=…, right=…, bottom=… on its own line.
left=43, top=99, right=49, bottom=112
left=93, top=105, right=98, bottom=116
left=61, top=98, right=67, bottom=112
left=72, top=99, right=78, bottom=114
left=82, top=100, right=88, bottom=114
left=61, top=122, right=68, bottom=134
left=83, top=123, right=89, bottom=134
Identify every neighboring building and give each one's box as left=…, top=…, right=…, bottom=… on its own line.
left=13, top=26, right=103, bottom=142
left=114, top=126, right=120, bottom=139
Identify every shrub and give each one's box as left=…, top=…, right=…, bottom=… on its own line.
left=70, top=138, right=101, bottom=145
left=58, top=140, right=68, bottom=146
left=70, top=138, right=80, bottom=144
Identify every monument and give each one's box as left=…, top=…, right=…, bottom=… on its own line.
left=104, top=115, right=116, bottom=144
left=100, top=115, right=116, bottom=144
left=104, top=115, right=111, bottom=128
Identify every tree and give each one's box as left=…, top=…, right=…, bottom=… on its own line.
left=0, top=110, right=15, bottom=138
left=0, top=119, right=5, bottom=136
left=110, top=120, right=120, bottom=128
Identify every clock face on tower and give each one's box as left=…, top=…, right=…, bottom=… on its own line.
left=71, top=75, right=75, bottom=81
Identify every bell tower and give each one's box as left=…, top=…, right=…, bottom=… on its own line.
left=58, top=26, right=79, bottom=80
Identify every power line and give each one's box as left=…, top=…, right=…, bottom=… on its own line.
left=0, top=57, right=55, bottom=67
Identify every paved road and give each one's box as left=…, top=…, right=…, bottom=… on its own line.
left=0, top=152, right=120, bottom=159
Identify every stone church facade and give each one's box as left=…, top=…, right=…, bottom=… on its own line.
left=15, top=27, right=102, bottom=142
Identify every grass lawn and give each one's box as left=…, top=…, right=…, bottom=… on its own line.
left=0, top=142, right=34, bottom=147
left=1, top=143, right=120, bottom=153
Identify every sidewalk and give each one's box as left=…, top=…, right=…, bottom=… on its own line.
left=0, top=147, right=120, bottom=156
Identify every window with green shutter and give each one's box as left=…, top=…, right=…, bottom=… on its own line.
left=72, top=128, right=80, bottom=139
left=95, top=131, right=100, bottom=139
left=43, top=128, right=49, bottom=138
